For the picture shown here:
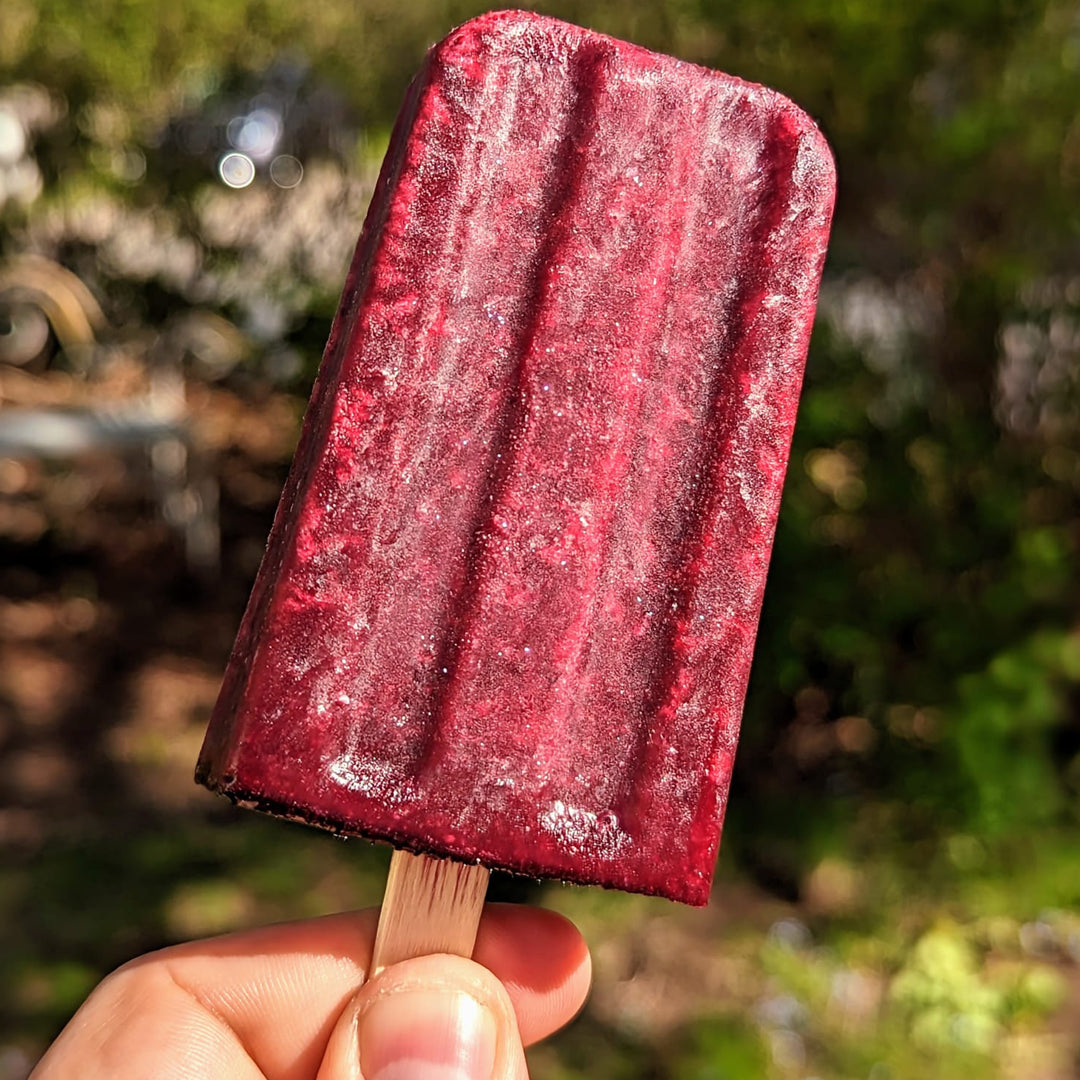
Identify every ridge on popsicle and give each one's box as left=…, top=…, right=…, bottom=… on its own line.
left=197, top=9, right=836, bottom=906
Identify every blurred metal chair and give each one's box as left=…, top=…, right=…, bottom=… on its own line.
left=0, top=254, right=221, bottom=576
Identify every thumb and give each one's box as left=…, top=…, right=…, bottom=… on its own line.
left=317, top=952, right=529, bottom=1080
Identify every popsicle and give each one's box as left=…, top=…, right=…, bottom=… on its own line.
left=197, top=10, right=835, bottom=911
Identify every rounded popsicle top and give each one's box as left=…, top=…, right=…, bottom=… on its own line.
left=427, top=9, right=836, bottom=207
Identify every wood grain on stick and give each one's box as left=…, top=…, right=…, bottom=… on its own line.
left=370, top=849, right=490, bottom=976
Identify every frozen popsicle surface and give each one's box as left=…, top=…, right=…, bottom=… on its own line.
left=197, top=10, right=835, bottom=905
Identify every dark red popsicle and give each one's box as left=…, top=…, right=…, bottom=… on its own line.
left=197, top=10, right=835, bottom=905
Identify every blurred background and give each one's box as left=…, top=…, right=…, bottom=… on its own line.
left=1, top=1, right=1078, bottom=1077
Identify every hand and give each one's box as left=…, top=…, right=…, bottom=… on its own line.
left=30, top=904, right=591, bottom=1080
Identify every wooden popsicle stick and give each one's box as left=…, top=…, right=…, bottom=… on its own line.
left=370, top=849, right=490, bottom=976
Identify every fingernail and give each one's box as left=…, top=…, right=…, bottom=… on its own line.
left=359, top=989, right=497, bottom=1080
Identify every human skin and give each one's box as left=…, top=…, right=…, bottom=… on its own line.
left=30, top=903, right=591, bottom=1080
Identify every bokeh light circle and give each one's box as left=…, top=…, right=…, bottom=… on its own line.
left=218, top=152, right=256, bottom=189
left=269, top=154, right=303, bottom=188
left=231, top=107, right=282, bottom=161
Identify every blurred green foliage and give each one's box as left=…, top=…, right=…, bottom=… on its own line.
left=2, top=0, right=1079, bottom=1078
